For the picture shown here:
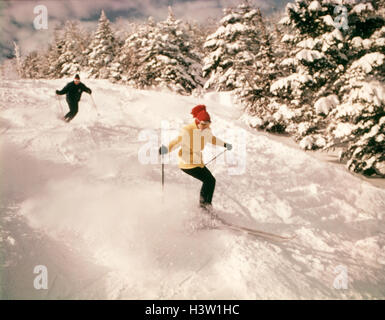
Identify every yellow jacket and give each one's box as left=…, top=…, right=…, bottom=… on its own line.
left=168, top=122, right=225, bottom=169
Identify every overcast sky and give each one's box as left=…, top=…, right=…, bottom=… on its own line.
left=0, top=0, right=288, bottom=61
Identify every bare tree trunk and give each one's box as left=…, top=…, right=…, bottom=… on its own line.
left=13, top=41, right=24, bottom=78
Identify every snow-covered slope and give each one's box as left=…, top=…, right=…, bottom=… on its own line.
left=1, top=79, right=385, bottom=299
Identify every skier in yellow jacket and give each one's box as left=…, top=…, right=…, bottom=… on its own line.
left=159, top=105, right=232, bottom=212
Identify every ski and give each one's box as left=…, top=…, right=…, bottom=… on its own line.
left=210, top=214, right=296, bottom=242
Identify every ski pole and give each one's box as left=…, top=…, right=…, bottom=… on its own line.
left=205, top=149, right=227, bottom=166
left=162, top=159, right=165, bottom=191
left=56, top=94, right=64, bottom=114
left=161, top=154, right=165, bottom=204
left=90, top=94, right=100, bottom=116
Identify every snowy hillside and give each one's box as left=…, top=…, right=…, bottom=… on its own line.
left=1, top=79, right=385, bottom=299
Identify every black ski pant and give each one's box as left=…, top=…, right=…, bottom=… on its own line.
left=64, top=98, right=79, bottom=121
left=181, top=166, right=216, bottom=206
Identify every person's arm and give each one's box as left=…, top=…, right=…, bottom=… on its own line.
left=56, top=83, right=70, bottom=95
left=159, top=129, right=183, bottom=155
left=205, top=129, right=225, bottom=147
left=206, top=129, right=232, bottom=150
left=168, top=134, right=182, bottom=153
left=81, top=83, right=92, bottom=94
left=211, top=135, right=226, bottom=147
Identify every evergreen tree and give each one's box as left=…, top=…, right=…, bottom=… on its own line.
left=0, top=58, right=20, bottom=80
left=268, top=0, right=352, bottom=149
left=109, top=18, right=156, bottom=84
left=58, top=21, right=89, bottom=77
left=122, top=8, right=203, bottom=94
left=186, top=20, right=211, bottom=63
left=243, top=0, right=384, bottom=176
left=86, top=10, right=117, bottom=78
left=46, top=26, right=66, bottom=78
left=22, top=51, right=46, bottom=79
left=237, top=9, right=285, bottom=132
left=154, top=7, right=203, bottom=93
left=202, top=1, right=262, bottom=92
left=325, top=1, right=385, bottom=176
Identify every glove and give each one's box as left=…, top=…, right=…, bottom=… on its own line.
left=55, top=90, right=60, bottom=95
left=224, top=143, right=232, bottom=151
left=159, top=145, right=168, bottom=155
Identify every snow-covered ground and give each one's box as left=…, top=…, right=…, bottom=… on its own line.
left=1, top=79, right=385, bottom=299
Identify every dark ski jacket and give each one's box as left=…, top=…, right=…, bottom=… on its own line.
left=56, top=81, right=92, bottom=102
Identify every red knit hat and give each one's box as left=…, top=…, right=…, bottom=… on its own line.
left=195, top=110, right=211, bottom=125
left=191, top=105, right=206, bottom=118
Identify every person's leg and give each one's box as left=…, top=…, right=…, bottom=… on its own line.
left=71, top=101, right=79, bottom=119
left=181, top=166, right=216, bottom=206
left=200, top=166, right=216, bottom=204
left=65, top=100, right=78, bottom=122
left=64, top=99, right=72, bottom=120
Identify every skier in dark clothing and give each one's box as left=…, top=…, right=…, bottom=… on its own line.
left=56, top=74, right=92, bottom=122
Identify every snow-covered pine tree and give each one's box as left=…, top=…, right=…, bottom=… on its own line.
left=237, top=8, right=285, bottom=132
left=269, top=0, right=351, bottom=149
left=325, top=0, right=385, bottom=176
left=22, top=51, right=47, bottom=79
left=109, top=18, right=156, bottom=83
left=57, top=21, right=89, bottom=77
left=0, top=58, right=20, bottom=80
left=185, top=20, right=211, bottom=64
left=123, top=8, right=203, bottom=94
left=46, top=26, right=66, bottom=78
left=154, top=7, right=203, bottom=94
left=86, top=10, right=117, bottom=79
left=202, top=1, right=262, bottom=92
